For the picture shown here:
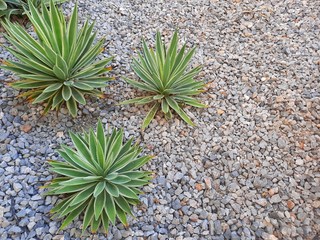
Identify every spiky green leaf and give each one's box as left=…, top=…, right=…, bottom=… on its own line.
left=1, top=0, right=112, bottom=117
left=44, top=121, right=152, bottom=233
left=121, top=31, right=205, bottom=129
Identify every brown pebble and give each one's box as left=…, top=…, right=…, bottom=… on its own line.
left=195, top=183, right=203, bottom=191
left=56, top=131, right=64, bottom=138
left=287, top=200, right=295, bottom=210
left=21, top=124, right=32, bottom=133
left=217, top=109, right=225, bottom=115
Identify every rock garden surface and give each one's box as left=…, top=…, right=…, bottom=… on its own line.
left=0, top=0, right=319, bottom=239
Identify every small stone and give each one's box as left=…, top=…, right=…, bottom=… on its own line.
left=122, top=230, right=132, bottom=237
left=296, top=159, right=304, bottom=166
left=189, top=199, right=197, bottom=208
left=56, top=132, right=64, bottom=138
left=195, top=183, right=203, bottom=191
left=199, top=210, right=208, bottom=219
left=277, top=138, right=286, bottom=149
left=268, top=188, right=278, bottom=196
left=287, top=200, right=295, bottom=210
left=190, top=214, right=198, bottom=222
left=269, top=212, right=280, bottom=220
left=243, top=21, right=253, bottom=28
left=157, top=176, right=166, bottom=185
left=1, top=218, right=10, bottom=228
left=209, top=220, right=214, bottom=235
left=150, top=234, right=158, bottom=240
left=263, top=234, right=278, bottom=240
left=270, top=194, right=282, bottom=203
left=172, top=199, right=181, bottom=210
left=0, top=207, right=4, bottom=218
left=142, top=225, right=154, bottom=231
left=0, top=131, right=9, bottom=143
left=18, top=218, right=29, bottom=227
left=259, top=140, right=268, bottom=148
left=256, top=198, right=268, bottom=207
left=113, top=229, right=122, bottom=240
left=214, top=220, right=222, bottom=234
left=312, top=201, right=320, bottom=208
left=204, top=177, right=212, bottom=189
left=275, top=96, right=284, bottom=102
left=8, top=226, right=22, bottom=234
left=244, top=31, right=252, bottom=37
left=6, top=166, right=14, bottom=173
left=36, top=227, right=43, bottom=236
left=135, top=230, right=144, bottom=236
left=13, top=183, right=23, bottom=192
left=243, top=227, right=251, bottom=237
left=16, top=209, right=27, bottom=218
left=21, top=114, right=29, bottom=121
left=31, top=195, right=42, bottom=201
left=231, top=171, right=239, bottom=177
left=281, top=226, right=291, bottom=236
left=27, top=221, right=36, bottom=230
left=228, top=182, right=239, bottom=192
left=231, top=231, right=240, bottom=240
left=297, top=212, right=307, bottom=221
left=159, top=228, right=168, bottom=234
left=52, top=235, right=64, bottom=240
left=173, top=172, right=184, bottom=181
left=20, top=124, right=32, bottom=133
left=60, top=108, right=68, bottom=114
left=49, top=226, right=58, bottom=234
left=217, top=109, right=225, bottom=115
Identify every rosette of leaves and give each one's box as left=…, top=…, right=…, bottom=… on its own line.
left=45, top=120, right=153, bottom=233
left=1, top=1, right=113, bottom=117
left=121, top=31, right=207, bottom=129
left=0, top=0, right=66, bottom=19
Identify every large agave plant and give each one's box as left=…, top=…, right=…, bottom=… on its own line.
left=121, top=31, right=207, bottom=129
left=0, top=0, right=66, bottom=19
left=1, top=1, right=113, bottom=117
left=45, top=120, right=153, bottom=233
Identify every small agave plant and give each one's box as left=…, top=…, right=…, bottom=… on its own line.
left=121, top=31, right=207, bottom=129
left=1, top=1, right=113, bottom=117
left=45, top=120, right=153, bottom=233
left=0, top=0, right=66, bottom=19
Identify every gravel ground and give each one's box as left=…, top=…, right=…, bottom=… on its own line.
left=0, top=0, right=319, bottom=239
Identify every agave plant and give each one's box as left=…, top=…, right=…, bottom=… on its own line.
left=45, top=120, right=153, bottom=233
left=121, top=31, right=207, bottom=129
left=1, top=1, right=113, bottom=117
left=0, top=0, right=66, bottom=19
